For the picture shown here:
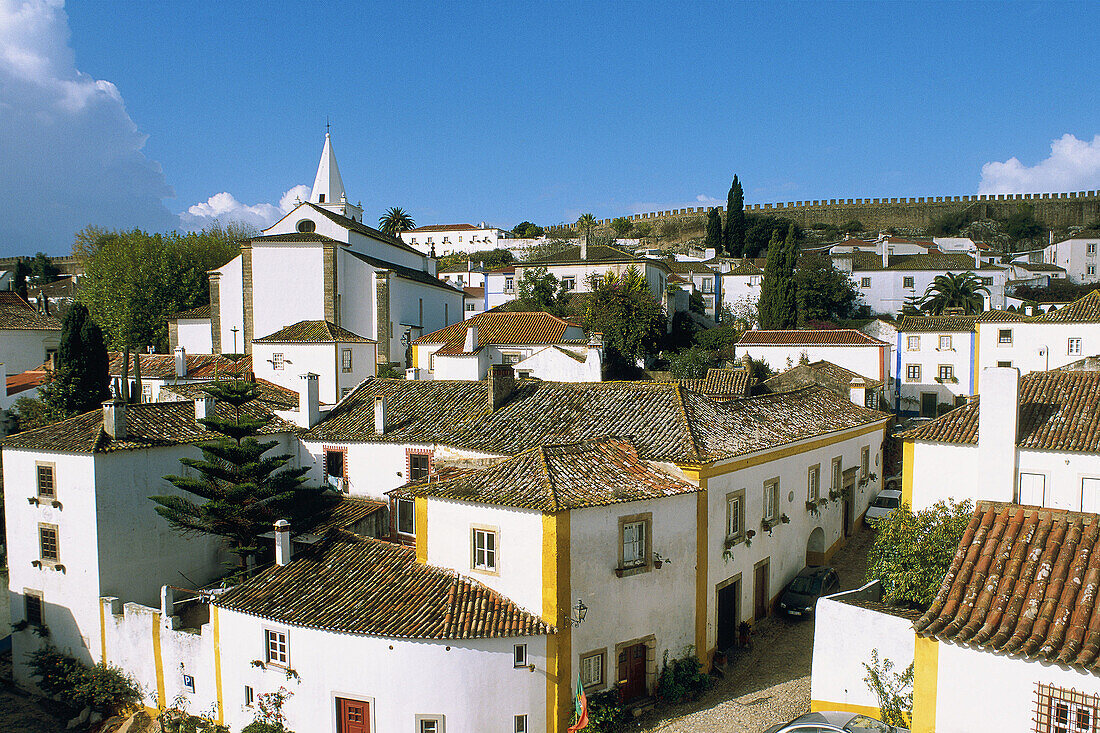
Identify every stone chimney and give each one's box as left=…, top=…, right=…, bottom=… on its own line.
left=581, top=234, right=588, bottom=261
left=741, top=353, right=752, bottom=372
left=977, top=367, right=1019, bottom=502
left=848, top=376, right=867, bottom=407
left=102, top=399, right=127, bottom=440
left=464, top=324, right=479, bottom=352
left=297, top=373, right=320, bottom=428
left=174, top=347, right=187, bottom=378
left=374, top=395, right=387, bottom=435
left=274, top=519, right=291, bottom=566
left=488, top=364, right=516, bottom=411
left=194, top=394, right=215, bottom=426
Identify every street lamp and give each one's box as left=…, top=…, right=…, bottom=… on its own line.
left=568, top=598, right=588, bottom=627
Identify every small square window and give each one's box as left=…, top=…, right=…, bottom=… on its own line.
left=466, top=302, right=476, bottom=311
left=264, top=629, right=288, bottom=666
left=324, top=449, right=345, bottom=479
left=341, top=387, right=352, bottom=398
left=1069, top=338, right=1082, bottom=355
left=472, top=528, right=497, bottom=571
left=999, top=329, right=1013, bottom=344
left=39, top=524, right=59, bottom=563
left=419, top=720, right=441, bottom=733
left=505, top=277, right=514, bottom=292
left=245, top=685, right=254, bottom=707
left=513, top=644, right=528, bottom=668
left=580, top=651, right=605, bottom=688
left=998, top=360, right=1013, bottom=368
left=980, top=276, right=993, bottom=286
left=861, top=277, right=871, bottom=288
left=939, top=335, right=952, bottom=351
left=25, top=591, right=44, bottom=627
left=396, top=497, right=415, bottom=536
left=907, top=335, right=920, bottom=351
left=36, top=464, right=55, bottom=498
left=341, top=349, right=353, bottom=373
left=272, top=353, right=285, bottom=370
left=763, top=479, right=779, bottom=523
left=903, top=276, right=914, bottom=288
left=938, top=365, right=954, bottom=381
left=409, top=452, right=431, bottom=481
left=562, top=276, right=576, bottom=291
left=1089, top=243, right=1097, bottom=255
left=906, top=364, right=921, bottom=381
left=514, top=715, right=528, bottom=733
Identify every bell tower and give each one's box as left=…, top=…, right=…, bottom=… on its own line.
left=309, top=130, right=363, bottom=222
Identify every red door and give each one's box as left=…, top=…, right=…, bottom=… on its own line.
left=617, top=643, right=647, bottom=702
left=337, top=698, right=369, bottom=733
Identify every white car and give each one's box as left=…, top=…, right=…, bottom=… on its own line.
left=865, top=488, right=902, bottom=525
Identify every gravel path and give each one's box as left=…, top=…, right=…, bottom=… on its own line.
left=637, top=526, right=875, bottom=733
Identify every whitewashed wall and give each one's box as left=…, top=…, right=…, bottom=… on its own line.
left=896, top=329, right=975, bottom=412
left=975, top=321, right=1100, bottom=388
left=514, top=346, right=601, bottom=382
left=176, top=319, right=213, bottom=355
left=214, top=256, right=244, bottom=355
left=0, top=328, right=59, bottom=375
left=1044, top=238, right=1100, bottom=283
left=736, top=344, right=888, bottom=382
left=250, top=245, right=327, bottom=345
left=252, top=342, right=376, bottom=404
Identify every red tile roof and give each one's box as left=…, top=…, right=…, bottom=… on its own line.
left=5, top=365, right=49, bottom=396
left=1033, top=291, right=1100, bottom=323
left=253, top=320, right=374, bottom=343
left=108, top=353, right=252, bottom=380
left=414, top=311, right=575, bottom=350
left=737, top=329, right=887, bottom=346
left=0, top=292, right=61, bottom=330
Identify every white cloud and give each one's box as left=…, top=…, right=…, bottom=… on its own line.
left=696, top=194, right=722, bottom=206
left=179, top=184, right=309, bottom=231
left=979, top=134, right=1100, bottom=194
left=0, top=0, right=176, bottom=254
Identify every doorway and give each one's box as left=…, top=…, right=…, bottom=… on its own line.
left=716, top=577, right=741, bottom=653
left=617, top=642, right=648, bottom=702
left=753, top=559, right=770, bottom=621
left=806, top=527, right=825, bottom=566
left=920, top=392, right=938, bottom=418
left=336, top=697, right=370, bottom=733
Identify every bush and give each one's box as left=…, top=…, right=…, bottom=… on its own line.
left=27, top=647, right=142, bottom=715
left=656, top=647, right=712, bottom=703
left=584, top=689, right=631, bottom=733
left=242, top=724, right=287, bottom=733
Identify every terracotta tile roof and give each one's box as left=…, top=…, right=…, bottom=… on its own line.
left=849, top=252, right=1003, bottom=272
left=463, top=286, right=484, bottom=299
left=168, top=304, right=211, bottom=320
left=215, top=531, right=550, bottom=639
left=0, top=292, right=61, bottom=330
left=406, top=223, right=481, bottom=232
left=300, top=496, right=386, bottom=537
left=2, top=397, right=297, bottom=453
left=738, top=329, right=887, bottom=347
left=414, top=311, right=573, bottom=348
left=250, top=233, right=339, bottom=243
left=345, top=249, right=462, bottom=294
left=674, top=369, right=753, bottom=400
left=665, top=261, right=716, bottom=275
left=392, top=437, right=698, bottom=512
left=523, top=244, right=670, bottom=271
left=108, top=352, right=252, bottom=380
left=161, top=379, right=299, bottom=411
left=306, top=378, right=888, bottom=465
left=916, top=501, right=1100, bottom=672
left=897, top=315, right=981, bottom=333
left=1016, top=262, right=1066, bottom=272
left=726, top=261, right=764, bottom=276
left=254, top=320, right=375, bottom=343
left=975, top=309, right=1029, bottom=323
left=900, top=371, right=1100, bottom=452
left=6, top=366, right=49, bottom=396
left=1033, top=291, right=1100, bottom=323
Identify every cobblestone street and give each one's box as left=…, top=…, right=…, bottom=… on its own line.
left=637, top=526, right=875, bottom=733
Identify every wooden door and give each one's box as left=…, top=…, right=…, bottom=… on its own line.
left=617, top=643, right=647, bottom=702
left=920, top=392, right=937, bottom=418
left=337, top=698, right=369, bottom=733
left=716, top=580, right=739, bottom=652
left=843, top=494, right=852, bottom=538
left=754, top=561, right=769, bottom=620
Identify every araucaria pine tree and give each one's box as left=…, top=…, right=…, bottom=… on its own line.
left=757, top=225, right=800, bottom=329
left=704, top=208, right=723, bottom=252
left=723, top=175, right=747, bottom=257
left=151, top=380, right=334, bottom=568
left=42, top=302, right=110, bottom=416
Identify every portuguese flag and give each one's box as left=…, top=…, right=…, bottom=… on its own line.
left=567, top=674, right=589, bottom=731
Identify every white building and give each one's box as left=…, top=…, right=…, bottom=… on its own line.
left=182, top=133, right=464, bottom=365
left=1043, top=236, right=1100, bottom=283
left=895, top=315, right=982, bottom=416
left=483, top=265, right=517, bottom=311
left=251, top=320, right=376, bottom=403
left=436, top=260, right=488, bottom=289
left=108, top=350, right=251, bottom=403
left=719, top=261, right=764, bottom=321
left=666, top=261, right=720, bottom=318
left=168, top=304, right=214, bottom=354
left=736, top=329, right=893, bottom=387
left=462, top=286, right=486, bottom=319
left=400, top=222, right=512, bottom=256
left=0, top=291, right=61, bottom=376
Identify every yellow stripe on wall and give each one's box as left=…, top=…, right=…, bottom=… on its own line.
left=152, top=613, right=166, bottom=711
left=99, top=601, right=107, bottom=664
left=213, top=605, right=224, bottom=725
left=415, top=497, right=428, bottom=563
left=912, top=635, right=939, bottom=733
left=543, top=512, right=571, bottom=733
left=902, top=441, right=915, bottom=507
left=694, top=481, right=709, bottom=664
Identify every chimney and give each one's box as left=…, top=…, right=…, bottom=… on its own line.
left=194, top=394, right=215, bottom=426
left=882, top=244, right=890, bottom=268
left=741, top=353, right=752, bottom=372
left=102, top=399, right=127, bottom=440
left=977, top=367, right=1019, bottom=503
left=488, top=364, right=515, bottom=411
left=581, top=234, right=588, bottom=261
left=174, top=346, right=187, bottom=378
left=405, top=367, right=420, bottom=380
left=297, top=373, right=320, bottom=428
left=848, top=376, right=868, bottom=407
left=274, top=519, right=291, bottom=566
left=374, top=395, right=387, bottom=435
left=464, top=324, right=479, bottom=352
left=973, top=247, right=981, bottom=268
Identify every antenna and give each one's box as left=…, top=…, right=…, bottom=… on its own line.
left=326, top=116, right=331, bottom=135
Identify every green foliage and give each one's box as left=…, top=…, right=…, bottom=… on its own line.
left=610, top=217, right=634, bottom=237
left=1002, top=204, right=1045, bottom=242
left=842, top=219, right=865, bottom=233
left=659, top=219, right=680, bottom=239
left=13, top=257, right=31, bottom=299
left=724, top=176, right=747, bottom=256
left=863, top=649, right=913, bottom=728
left=151, top=379, right=335, bottom=567
left=522, top=237, right=573, bottom=262
left=704, top=208, right=723, bottom=252
left=656, top=647, right=712, bottom=703
left=27, top=646, right=142, bottom=715
left=577, top=213, right=597, bottom=237
left=242, top=724, right=288, bottom=733
left=758, top=226, right=799, bottom=328
left=569, top=267, right=666, bottom=375
left=919, top=272, right=989, bottom=315
left=377, top=363, right=403, bottom=378
left=866, top=498, right=973, bottom=609
left=633, top=222, right=652, bottom=238
left=243, top=686, right=294, bottom=733
left=1013, top=279, right=1100, bottom=304
left=927, top=208, right=975, bottom=236
left=743, top=214, right=801, bottom=259
left=74, top=223, right=243, bottom=352
left=745, top=356, right=774, bottom=382
left=694, top=318, right=742, bottom=356
left=663, top=346, right=717, bottom=379
left=511, top=221, right=545, bottom=238
left=583, top=689, right=631, bottom=732
left=378, top=207, right=415, bottom=237
left=510, top=267, right=566, bottom=314
left=30, top=252, right=60, bottom=284
left=437, top=248, right=514, bottom=271
left=40, top=303, right=110, bottom=418
left=794, top=252, right=859, bottom=324
left=11, top=392, right=63, bottom=432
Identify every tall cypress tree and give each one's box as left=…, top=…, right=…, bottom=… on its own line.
left=42, top=302, right=110, bottom=416
left=704, top=208, right=723, bottom=252
left=778, top=225, right=800, bottom=328
left=757, top=230, right=782, bottom=328
left=152, top=380, right=335, bottom=568
left=723, top=175, right=747, bottom=257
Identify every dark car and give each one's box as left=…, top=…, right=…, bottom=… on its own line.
left=777, top=566, right=840, bottom=618
left=763, top=710, right=908, bottom=733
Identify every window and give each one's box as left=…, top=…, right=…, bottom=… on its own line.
left=938, top=365, right=954, bottom=382
left=296, top=219, right=315, bottom=233
left=562, top=276, right=576, bottom=291
left=513, top=644, right=528, bottom=667
left=142, top=383, right=152, bottom=403
left=860, top=447, right=870, bottom=480
left=1089, top=243, right=1097, bottom=255
left=1018, top=472, right=1046, bottom=506
left=272, top=352, right=285, bottom=370
left=418, top=298, right=423, bottom=325
left=763, top=479, right=779, bottom=523
left=396, top=498, right=415, bottom=536
left=514, top=716, right=528, bottom=733
left=244, top=685, right=254, bottom=707
left=39, top=523, right=59, bottom=563
left=620, top=516, right=650, bottom=569
left=341, top=387, right=352, bottom=399
left=502, top=352, right=522, bottom=365
left=1036, top=683, right=1100, bottom=733
left=409, top=451, right=431, bottom=481
left=999, top=329, right=1013, bottom=344
left=517, top=370, right=531, bottom=379
left=465, top=302, right=476, bottom=311
left=505, top=276, right=514, bottom=292
left=907, top=335, right=920, bottom=351
left=1090, top=265, right=1097, bottom=277
left=702, top=279, right=713, bottom=293
left=341, top=348, right=353, bottom=373
left=418, top=719, right=443, bottom=733
left=981, top=276, right=993, bottom=286
left=1069, top=338, right=1083, bottom=355
left=472, top=528, right=497, bottom=571
left=807, top=465, right=820, bottom=502
left=903, top=276, right=915, bottom=288
left=906, top=364, right=921, bottom=381
left=36, top=464, right=55, bottom=498
left=25, top=591, right=44, bottom=627
left=580, top=651, right=605, bottom=688
left=318, top=193, right=325, bottom=203
left=324, top=448, right=345, bottom=480
left=726, top=490, right=745, bottom=539
left=264, top=629, right=288, bottom=666
left=998, top=361, right=1013, bottom=368
left=831, top=457, right=842, bottom=492
left=861, top=277, right=871, bottom=288
left=938, top=335, right=952, bottom=351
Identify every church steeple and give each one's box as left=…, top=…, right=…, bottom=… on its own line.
left=307, top=131, right=362, bottom=222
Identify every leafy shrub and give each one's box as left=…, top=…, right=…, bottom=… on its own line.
left=242, top=723, right=287, bottom=733
left=27, top=646, right=142, bottom=715
left=656, top=647, right=711, bottom=703
left=584, top=689, right=631, bottom=732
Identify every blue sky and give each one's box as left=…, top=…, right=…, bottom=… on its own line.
left=2, top=0, right=1098, bottom=254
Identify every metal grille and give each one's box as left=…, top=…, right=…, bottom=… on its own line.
left=1035, top=683, right=1099, bottom=733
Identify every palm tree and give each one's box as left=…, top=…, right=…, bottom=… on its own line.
left=920, top=272, right=989, bottom=315
left=379, top=207, right=415, bottom=237
left=577, top=213, right=597, bottom=239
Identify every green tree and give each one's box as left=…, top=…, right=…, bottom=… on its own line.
left=758, top=226, right=799, bottom=328
left=723, top=176, right=746, bottom=256
left=569, top=267, right=666, bottom=375
left=794, top=253, right=859, bottom=324
left=743, top=214, right=801, bottom=259
left=704, top=208, right=723, bottom=253
left=40, top=303, right=110, bottom=417
left=577, top=213, right=597, bottom=239
left=12, top=257, right=30, bottom=300
left=512, top=267, right=565, bottom=314
left=610, top=217, right=634, bottom=238
left=663, top=346, right=716, bottom=379
left=151, top=379, right=334, bottom=568
left=511, top=221, right=544, bottom=238
left=919, top=272, right=989, bottom=315
left=30, top=252, right=60, bottom=284
left=866, top=498, right=973, bottom=609
left=863, top=649, right=913, bottom=728
left=1002, top=204, right=1045, bottom=242
left=378, top=207, right=415, bottom=237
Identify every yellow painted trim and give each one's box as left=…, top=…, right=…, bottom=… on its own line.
left=682, top=420, right=890, bottom=480
left=912, top=635, right=939, bottom=733
left=694, top=479, right=709, bottom=665
left=973, top=323, right=981, bottom=393
left=543, top=512, right=571, bottom=733
left=902, top=441, right=915, bottom=507
left=415, top=496, right=428, bottom=563
left=99, top=601, right=107, bottom=663
left=411, top=344, right=419, bottom=372
left=152, top=613, right=166, bottom=711
left=811, top=700, right=882, bottom=717
left=213, top=605, right=224, bottom=725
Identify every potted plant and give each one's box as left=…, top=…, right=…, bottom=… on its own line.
left=806, top=500, right=820, bottom=516
left=745, top=529, right=756, bottom=547
left=780, top=513, right=790, bottom=524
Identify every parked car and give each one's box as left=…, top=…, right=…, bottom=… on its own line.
left=865, top=488, right=903, bottom=526
left=763, top=710, right=908, bottom=733
left=777, top=566, right=840, bottom=618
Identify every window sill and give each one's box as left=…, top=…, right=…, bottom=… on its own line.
left=472, top=566, right=500, bottom=577
left=614, top=564, right=650, bottom=578
left=32, top=560, right=65, bottom=572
